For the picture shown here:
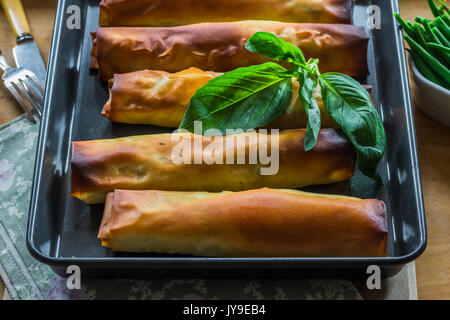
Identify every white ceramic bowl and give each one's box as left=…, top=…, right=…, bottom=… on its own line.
left=409, top=55, right=450, bottom=127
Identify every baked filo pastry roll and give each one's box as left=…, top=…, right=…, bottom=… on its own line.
left=102, top=68, right=372, bottom=128
left=102, top=67, right=337, bottom=129
left=71, top=129, right=355, bottom=204
left=98, top=188, right=388, bottom=257
left=99, top=0, right=356, bottom=27
left=90, top=22, right=369, bottom=81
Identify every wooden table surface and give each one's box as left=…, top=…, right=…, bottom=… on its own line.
left=0, top=0, right=448, bottom=300
left=399, top=0, right=450, bottom=300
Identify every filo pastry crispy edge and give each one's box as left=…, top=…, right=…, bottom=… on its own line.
left=99, top=0, right=356, bottom=26
left=98, top=188, right=387, bottom=257
left=71, top=129, right=355, bottom=204
left=90, top=21, right=369, bottom=80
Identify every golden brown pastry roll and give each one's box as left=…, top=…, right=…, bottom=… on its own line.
left=102, top=67, right=337, bottom=129
left=98, top=188, right=387, bottom=257
left=71, top=129, right=355, bottom=204
left=90, top=21, right=369, bottom=81
left=99, top=0, right=356, bottom=26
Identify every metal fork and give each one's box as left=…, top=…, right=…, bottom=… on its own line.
left=0, top=49, right=43, bottom=123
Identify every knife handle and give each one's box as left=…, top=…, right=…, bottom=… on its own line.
left=1, top=0, right=31, bottom=39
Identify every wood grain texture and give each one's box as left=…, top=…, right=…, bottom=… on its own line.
left=0, top=0, right=56, bottom=125
left=398, top=0, right=450, bottom=300
left=0, top=0, right=447, bottom=300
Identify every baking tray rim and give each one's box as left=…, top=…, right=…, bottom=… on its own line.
left=26, top=242, right=427, bottom=268
left=26, top=0, right=427, bottom=269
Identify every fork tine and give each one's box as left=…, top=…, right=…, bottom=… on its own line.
left=16, top=80, right=42, bottom=119
left=26, top=72, right=45, bottom=96
left=11, top=82, right=39, bottom=121
left=21, top=77, right=44, bottom=112
left=7, top=82, right=37, bottom=123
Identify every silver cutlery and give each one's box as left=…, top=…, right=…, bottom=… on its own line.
left=1, top=0, right=46, bottom=89
left=0, top=50, right=43, bottom=123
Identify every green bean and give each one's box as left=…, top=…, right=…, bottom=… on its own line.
left=435, top=16, right=450, bottom=38
left=441, top=13, right=450, bottom=26
left=437, top=0, right=450, bottom=14
left=422, top=18, right=442, bottom=44
left=394, top=13, right=415, bottom=37
left=429, top=26, right=450, bottom=66
left=404, top=34, right=450, bottom=84
left=421, top=18, right=450, bottom=65
left=411, top=23, right=428, bottom=48
left=427, top=42, right=450, bottom=67
left=415, top=16, right=430, bottom=24
left=429, top=42, right=450, bottom=53
left=433, top=26, right=450, bottom=46
left=429, top=0, right=443, bottom=17
left=418, top=21, right=434, bottom=43
left=406, top=21, right=414, bottom=33
left=410, top=50, right=447, bottom=87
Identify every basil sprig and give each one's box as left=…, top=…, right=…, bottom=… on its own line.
left=180, top=32, right=386, bottom=181
left=180, top=63, right=292, bottom=133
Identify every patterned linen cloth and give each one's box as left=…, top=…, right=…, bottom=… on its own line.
left=0, top=115, right=361, bottom=300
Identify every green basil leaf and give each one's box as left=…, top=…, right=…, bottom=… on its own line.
left=180, top=62, right=293, bottom=135
left=297, top=69, right=321, bottom=151
left=245, top=31, right=307, bottom=66
left=319, top=72, right=386, bottom=182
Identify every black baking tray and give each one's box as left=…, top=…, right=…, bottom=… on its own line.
left=27, top=0, right=426, bottom=278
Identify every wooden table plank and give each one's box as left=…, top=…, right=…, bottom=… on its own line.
left=0, top=0, right=56, bottom=124
left=0, top=0, right=448, bottom=300
left=398, top=0, right=450, bottom=300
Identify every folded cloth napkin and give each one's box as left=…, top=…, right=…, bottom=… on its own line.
left=0, top=115, right=361, bottom=300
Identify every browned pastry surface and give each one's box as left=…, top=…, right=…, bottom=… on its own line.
left=99, top=0, right=356, bottom=26
left=102, top=68, right=337, bottom=128
left=99, top=188, right=387, bottom=257
left=71, top=129, right=355, bottom=204
left=90, top=21, right=368, bottom=80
